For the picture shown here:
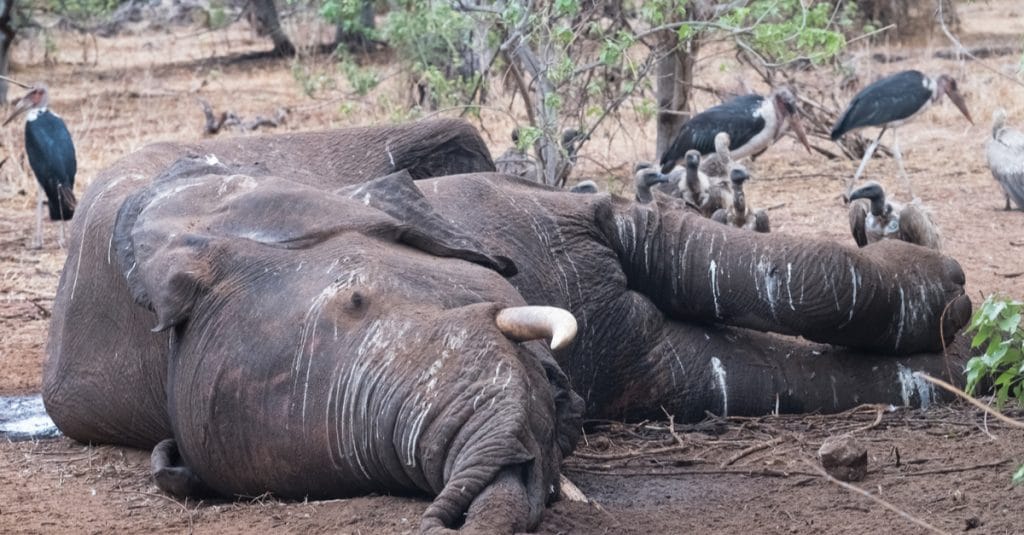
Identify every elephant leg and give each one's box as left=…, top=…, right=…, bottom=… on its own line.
left=151, top=438, right=212, bottom=498
left=602, top=321, right=970, bottom=422
left=600, top=201, right=971, bottom=354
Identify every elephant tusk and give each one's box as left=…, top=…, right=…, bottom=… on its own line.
left=495, top=306, right=578, bottom=351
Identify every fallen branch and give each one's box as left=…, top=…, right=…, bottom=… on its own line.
left=198, top=98, right=288, bottom=135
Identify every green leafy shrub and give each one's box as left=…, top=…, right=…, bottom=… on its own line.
left=965, top=296, right=1024, bottom=408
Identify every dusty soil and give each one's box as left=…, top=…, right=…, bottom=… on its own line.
left=2, top=2, right=1024, bottom=533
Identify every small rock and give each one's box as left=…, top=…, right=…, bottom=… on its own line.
left=818, top=435, right=868, bottom=482
left=964, top=516, right=982, bottom=531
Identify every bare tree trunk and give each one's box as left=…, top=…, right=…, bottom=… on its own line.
left=0, top=0, right=15, bottom=102
left=249, top=0, right=295, bottom=56
left=654, top=33, right=699, bottom=160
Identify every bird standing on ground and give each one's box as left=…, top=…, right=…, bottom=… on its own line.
left=847, top=181, right=940, bottom=250
left=3, top=80, right=77, bottom=248
left=985, top=108, right=1024, bottom=211
left=659, top=86, right=812, bottom=175
left=831, top=70, right=973, bottom=197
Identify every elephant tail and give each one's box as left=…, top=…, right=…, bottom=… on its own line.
left=151, top=438, right=214, bottom=498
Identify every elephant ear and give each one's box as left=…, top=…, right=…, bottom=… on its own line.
left=337, top=170, right=517, bottom=276
left=113, top=155, right=274, bottom=330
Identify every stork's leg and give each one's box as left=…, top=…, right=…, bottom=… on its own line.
left=57, top=221, right=67, bottom=250
left=31, top=188, right=43, bottom=249
left=891, top=128, right=914, bottom=199
left=847, top=127, right=887, bottom=195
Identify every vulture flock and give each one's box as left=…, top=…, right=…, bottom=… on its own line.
left=496, top=69, right=1023, bottom=250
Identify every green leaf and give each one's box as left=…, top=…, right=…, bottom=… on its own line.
left=1014, top=464, right=1024, bottom=486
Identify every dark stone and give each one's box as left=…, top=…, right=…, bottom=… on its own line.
left=818, top=435, right=868, bottom=482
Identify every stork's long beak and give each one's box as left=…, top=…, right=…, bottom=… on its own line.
left=790, top=114, right=812, bottom=154
left=3, top=97, right=30, bottom=126
left=947, top=88, right=973, bottom=125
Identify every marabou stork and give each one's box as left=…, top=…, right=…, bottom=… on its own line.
left=659, top=86, right=812, bottom=175
left=711, top=167, right=770, bottom=233
left=2, top=79, right=77, bottom=248
left=985, top=109, right=1024, bottom=210
left=847, top=181, right=940, bottom=250
left=831, top=70, right=973, bottom=197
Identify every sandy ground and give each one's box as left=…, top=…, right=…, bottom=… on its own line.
left=1, top=3, right=1024, bottom=533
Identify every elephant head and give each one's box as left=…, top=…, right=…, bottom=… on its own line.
left=110, top=167, right=582, bottom=533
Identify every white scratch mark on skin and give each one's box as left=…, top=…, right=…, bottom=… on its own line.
left=293, top=281, right=343, bottom=425
left=894, top=285, right=906, bottom=352
left=664, top=338, right=684, bottom=389
left=710, top=357, right=728, bottom=416
left=848, top=265, right=859, bottom=324
left=759, top=256, right=778, bottom=320
left=785, top=263, right=795, bottom=311
left=362, top=192, right=372, bottom=206
left=386, top=142, right=396, bottom=167
left=709, top=260, right=721, bottom=317
left=830, top=375, right=839, bottom=409
left=406, top=402, right=432, bottom=467
left=204, top=153, right=220, bottom=166
left=897, top=364, right=934, bottom=409
left=70, top=174, right=133, bottom=301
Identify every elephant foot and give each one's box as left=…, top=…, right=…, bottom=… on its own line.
left=150, top=438, right=212, bottom=498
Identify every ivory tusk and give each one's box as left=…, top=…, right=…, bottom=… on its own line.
left=495, top=306, right=578, bottom=351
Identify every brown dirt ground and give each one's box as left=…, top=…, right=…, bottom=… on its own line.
left=2, top=3, right=1024, bottom=533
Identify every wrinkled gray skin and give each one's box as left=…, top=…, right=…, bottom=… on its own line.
left=46, top=119, right=585, bottom=533
left=46, top=120, right=971, bottom=532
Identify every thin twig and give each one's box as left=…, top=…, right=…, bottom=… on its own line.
left=720, top=437, right=782, bottom=468
left=914, top=373, right=1024, bottom=429
left=803, top=461, right=947, bottom=534
left=849, top=404, right=887, bottom=434
left=936, top=0, right=1024, bottom=90
left=900, top=459, right=1011, bottom=477
left=108, top=489, right=195, bottom=534
left=565, top=466, right=819, bottom=478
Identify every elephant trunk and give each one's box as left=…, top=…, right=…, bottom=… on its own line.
left=598, top=199, right=971, bottom=354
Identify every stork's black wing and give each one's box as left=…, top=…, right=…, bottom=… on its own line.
left=830, top=70, right=933, bottom=140
left=660, top=94, right=765, bottom=173
left=25, top=112, right=77, bottom=219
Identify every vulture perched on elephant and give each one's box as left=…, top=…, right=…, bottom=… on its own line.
left=848, top=181, right=941, bottom=250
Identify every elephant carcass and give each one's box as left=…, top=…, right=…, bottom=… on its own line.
left=410, top=174, right=972, bottom=419
left=110, top=168, right=582, bottom=533
left=44, top=118, right=496, bottom=448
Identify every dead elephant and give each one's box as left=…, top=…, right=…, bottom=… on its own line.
left=43, top=120, right=971, bottom=532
